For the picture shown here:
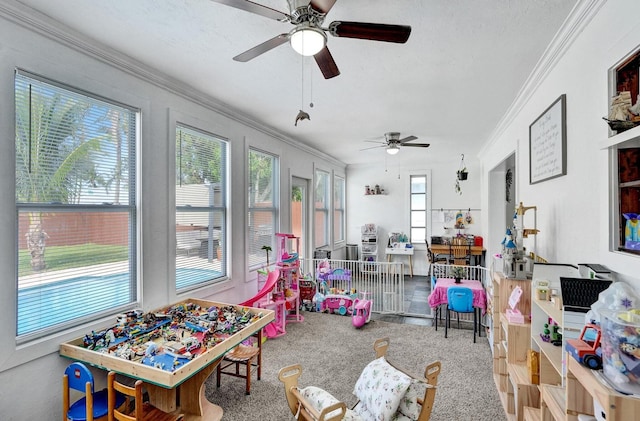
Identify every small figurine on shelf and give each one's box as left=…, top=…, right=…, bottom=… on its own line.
left=540, top=318, right=562, bottom=346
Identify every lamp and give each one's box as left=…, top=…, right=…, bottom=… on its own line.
left=386, top=144, right=400, bottom=155
left=290, top=24, right=326, bottom=56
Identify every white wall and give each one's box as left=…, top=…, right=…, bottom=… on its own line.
left=479, top=0, right=640, bottom=288
left=0, top=3, right=345, bottom=419
left=346, top=158, right=482, bottom=276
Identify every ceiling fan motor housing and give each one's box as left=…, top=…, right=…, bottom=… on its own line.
left=385, top=132, right=401, bottom=142
left=287, top=0, right=325, bottom=25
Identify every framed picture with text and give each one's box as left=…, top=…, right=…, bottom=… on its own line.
left=529, top=94, right=567, bottom=184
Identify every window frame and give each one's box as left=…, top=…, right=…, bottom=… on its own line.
left=405, top=170, right=432, bottom=248
left=314, top=168, right=330, bottom=248
left=333, top=173, right=346, bottom=245
left=14, top=69, right=139, bottom=344
left=175, top=123, right=229, bottom=291
left=247, top=147, right=279, bottom=270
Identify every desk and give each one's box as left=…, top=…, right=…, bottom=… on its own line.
left=60, top=298, right=274, bottom=421
left=385, top=247, right=414, bottom=277
left=429, top=244, right=486, bottom=266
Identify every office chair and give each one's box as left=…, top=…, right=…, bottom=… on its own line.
left=445, top=286, right=477, bottom=343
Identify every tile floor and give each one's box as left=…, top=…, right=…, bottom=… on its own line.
left=371, top=275, right=435, bottom=327
left=370, top=274, right=479, bottom=332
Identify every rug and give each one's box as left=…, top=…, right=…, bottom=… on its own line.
left=206, top=311, right=505, bottom=421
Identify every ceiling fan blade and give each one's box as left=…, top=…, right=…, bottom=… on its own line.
left=360, top=144, right=385, bottom=151
left=402, top=143, right=430, bottom=148
left=329, top=21, right=412, bottom=43
left=310, top=0, right=337, bottom=15
left=209, top=0, right=290, bottom=21
left=363, top=140, right=385, bottom=144
left=233, top=34, right=289, bottom=62
left=314, top=46, right=340, bottom=79
left=399, top=135, right=418, bottom=144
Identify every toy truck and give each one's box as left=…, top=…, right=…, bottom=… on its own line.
left=566, top=324, right=602, bottom=370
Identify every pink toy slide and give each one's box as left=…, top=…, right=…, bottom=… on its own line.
left=239, top=269, right=280, bottom=337
left=239, top=269, right=280, bottom=307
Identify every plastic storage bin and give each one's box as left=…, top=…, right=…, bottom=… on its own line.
left=601, top=310, right=640, bottom=394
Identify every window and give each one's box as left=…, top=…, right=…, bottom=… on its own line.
left=314, top=169, right=330, bottom=248
left=176, top=124, right=228, bottom=290
left=15, top=70, right=138, bottom=341
left=410, top=175, right=427, bottom=243
left=248, top=149, right=278, bottom=268
left=333, top=175, right=345, bottom=243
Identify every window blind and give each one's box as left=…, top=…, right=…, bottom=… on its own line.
left=175, top=124, right=227, bottom=290
left=15, top=70, right=138, bottom=341
left=248, top=149, right=277, bottom=269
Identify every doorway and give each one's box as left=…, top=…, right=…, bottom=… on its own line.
left=291, top=176, right=309, bottom=263
left=488, top=152, right=516, bottom=264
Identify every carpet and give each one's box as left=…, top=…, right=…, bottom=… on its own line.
left=206, top=312, right=506, bottom=421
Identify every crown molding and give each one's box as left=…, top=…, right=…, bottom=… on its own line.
left=478, top=0, right=607, bottom=159
left=0, top=0, right=345, bottom=168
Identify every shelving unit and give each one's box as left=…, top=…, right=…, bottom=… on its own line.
left=491, top=271, right=535, bottom=421
left=605, top=47, right=640, bottom=254
left=360, top=224, right=378, bottom=273
left=566, top=356, right=640, bottom=420
left=529, top=263, right=582, bottom=388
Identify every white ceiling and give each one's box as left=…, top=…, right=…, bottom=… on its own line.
left=15, top=0, right=578, bottom=166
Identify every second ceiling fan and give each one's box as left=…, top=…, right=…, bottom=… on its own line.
left=210, top=0, right=412, bottom=79
left=362, top=132, right=430, bottom=155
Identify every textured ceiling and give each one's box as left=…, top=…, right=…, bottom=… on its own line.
left=15, top=0, right=578, bottom=166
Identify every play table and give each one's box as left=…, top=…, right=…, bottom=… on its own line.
left=60, top=298, right=274, bottom=421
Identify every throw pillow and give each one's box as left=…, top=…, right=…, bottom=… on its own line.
left=397, top=377, right=428, bottom=420
left=352, top=357, right=412, bottom=421
left=299, top=386, right=361, bottom=421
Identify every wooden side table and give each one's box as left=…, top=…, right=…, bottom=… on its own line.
left=385, top=247, right=414, bottom=277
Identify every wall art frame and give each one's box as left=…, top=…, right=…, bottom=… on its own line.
left=529, top=94, right=567, bottom=184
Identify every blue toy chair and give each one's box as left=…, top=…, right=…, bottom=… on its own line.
left=63, top=362, right=124, bottom=421
left=445, top=287, right=476, bottom=343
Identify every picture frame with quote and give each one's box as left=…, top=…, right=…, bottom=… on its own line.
left=529, top=94, right=567, bottom=184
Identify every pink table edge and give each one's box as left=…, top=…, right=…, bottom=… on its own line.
left=428, top=278, right=487, bottom=314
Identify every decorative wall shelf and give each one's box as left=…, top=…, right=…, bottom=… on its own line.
left=364, top=184, right=386, bottom=195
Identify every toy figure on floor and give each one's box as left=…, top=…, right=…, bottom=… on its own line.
left=352, top=292, right=373, bottom=329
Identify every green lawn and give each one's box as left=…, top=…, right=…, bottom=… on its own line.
left=18, top=243, right=128, bottom=277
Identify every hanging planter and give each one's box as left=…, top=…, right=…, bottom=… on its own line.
left=457, top=154, right=468, bottom=180
left=455, top=154, right=468, bottom=194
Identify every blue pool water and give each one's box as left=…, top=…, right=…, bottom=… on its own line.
left=18, top=267, right=220, bottom=336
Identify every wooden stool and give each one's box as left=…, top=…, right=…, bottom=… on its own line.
left=216, top=333, right=262, bottom=395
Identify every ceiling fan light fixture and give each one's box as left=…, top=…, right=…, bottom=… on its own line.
left=290, top=25, right=326, bottom=56
left=386, top=144, right=400, bottom=155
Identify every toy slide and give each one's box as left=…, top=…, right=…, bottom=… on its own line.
left=239, top=269, right=280, bottom=307
left=239, top=269, right=281, bottom=338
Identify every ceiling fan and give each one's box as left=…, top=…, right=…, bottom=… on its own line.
left=362, top=132, right=430, bottom=155
left=209, top=0, right=412, bottom=79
